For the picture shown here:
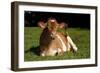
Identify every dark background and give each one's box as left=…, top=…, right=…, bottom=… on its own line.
left=24, top=11, right=90, bottom=29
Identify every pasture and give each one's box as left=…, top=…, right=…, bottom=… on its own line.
left=24, top=27, right=90, bottom=61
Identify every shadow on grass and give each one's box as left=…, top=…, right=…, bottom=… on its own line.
left=25, top=46, right=40, bottom=56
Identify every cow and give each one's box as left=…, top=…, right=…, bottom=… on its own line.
left=38, top=18, right=78, bottom=56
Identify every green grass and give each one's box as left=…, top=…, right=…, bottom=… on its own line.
left=24, top=27, right=90, bottom=61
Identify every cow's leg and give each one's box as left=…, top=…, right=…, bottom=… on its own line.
left=57, top=48, right=64, bottom=55
left=67, top=36, right=78, bottom=52
left=66, top=43, right=71, bottom=51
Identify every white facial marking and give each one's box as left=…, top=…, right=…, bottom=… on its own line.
left=50, top=20, right=55, bottom=22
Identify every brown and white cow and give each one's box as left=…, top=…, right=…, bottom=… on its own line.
left=38, top=18, right=78, bottom=56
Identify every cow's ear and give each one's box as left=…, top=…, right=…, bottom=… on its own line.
left=59, top=22, right=65, bottom=29
left=38, top=21, right=46, bottom=29
left=59, top=22, right=68, bottom=29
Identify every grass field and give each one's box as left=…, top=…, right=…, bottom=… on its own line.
left=24, top=27, right=90, bottom=61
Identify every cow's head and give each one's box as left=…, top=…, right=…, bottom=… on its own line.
left=38, top=18, right=66, bottom=40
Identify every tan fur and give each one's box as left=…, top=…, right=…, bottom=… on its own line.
left=39, top=28, right=65, bottom=56
left=38, top=18, right=77, bottom=56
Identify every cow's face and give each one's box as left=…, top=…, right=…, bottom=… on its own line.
left=47, top=18, right=59, bottom=39
left=38, top=18, right=65, bottom=40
